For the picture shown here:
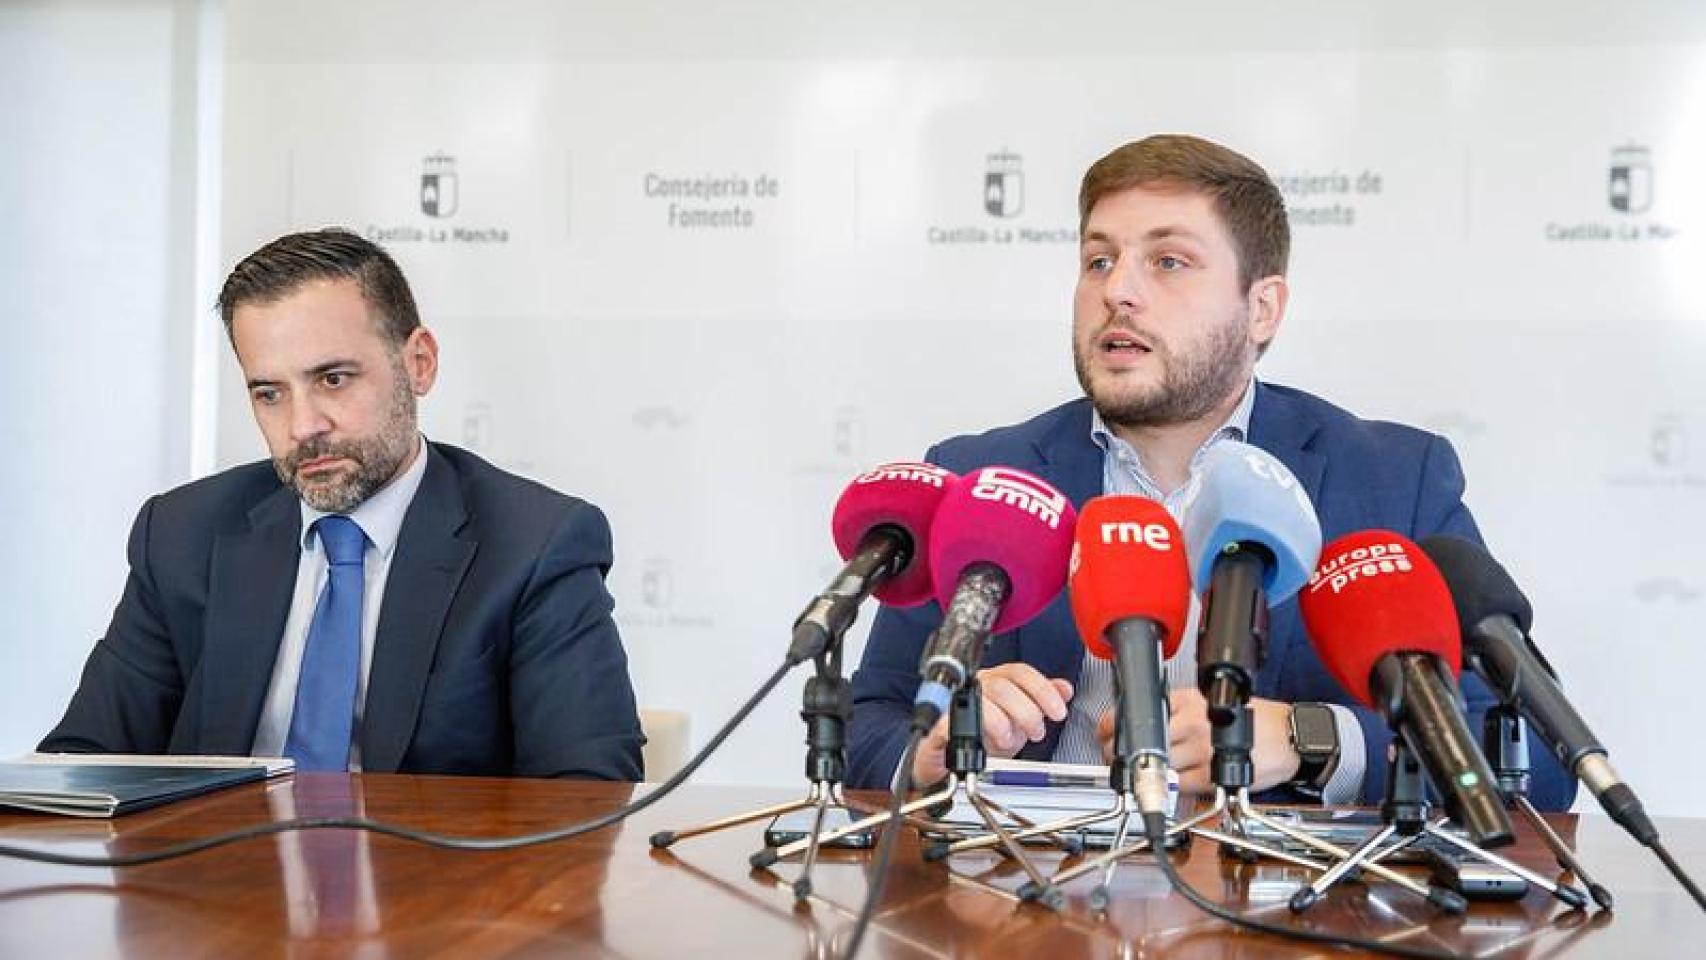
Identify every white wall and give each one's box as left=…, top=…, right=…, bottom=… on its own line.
left=0, top=0, right=209, bottom=756
left=8, top=0, right=1705, bottom=819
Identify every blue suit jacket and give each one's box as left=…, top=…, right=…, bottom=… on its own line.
left=847, top=384, right=1576, bottom=810
left=42, top=443, right=644, bottom=780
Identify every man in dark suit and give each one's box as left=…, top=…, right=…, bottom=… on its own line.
left=42, top=228, right=643, bottom=780
left=847, top=136, right=1574, bottom=810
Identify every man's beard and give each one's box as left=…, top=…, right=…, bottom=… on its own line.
left=274, top=368, right=418, bottom=513
left=1073, top=311, right=1250, bottom=430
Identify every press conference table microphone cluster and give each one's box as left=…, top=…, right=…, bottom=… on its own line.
left=7, top=452, right=1705, bottom=960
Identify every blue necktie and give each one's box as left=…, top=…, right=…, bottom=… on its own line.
left=285, top=515, right=368, bottom=771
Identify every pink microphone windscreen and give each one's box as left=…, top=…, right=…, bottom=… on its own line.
left=831, top=462, right=959, bottom=606
left=928, top=466, right=1077, bottom=633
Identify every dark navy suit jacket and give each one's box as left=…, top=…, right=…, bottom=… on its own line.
left=42, top=442, right=644, bottom=780
left=847, top=383, right=1576, bottom=810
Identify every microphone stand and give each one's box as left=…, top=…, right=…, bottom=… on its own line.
left=1484, top=705, right=1613, bottom=910
left=650, top=642, right=857, bottom=900
left=1287, top=737, right=1588, bottom=912
left=752, top=676, right=1078, bottom=910
left=1034, top=696, right=1470, bottom=914
left=947, top=720, right=1144, bottom=911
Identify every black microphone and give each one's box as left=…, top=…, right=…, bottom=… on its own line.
left=1420, top=535, right=1660, bottom=847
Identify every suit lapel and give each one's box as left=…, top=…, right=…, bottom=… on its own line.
left=1246, top=383, right=1326, bottom=693
left=199, top=488, right=301, bottom=754
left=361, top=446, right=477, bottom=772
left=1029, top=400, right=1103, bottom=511
left=1247, top=383, right=1325, bottom=505
left=1017, top=401, right=1100, bottom=750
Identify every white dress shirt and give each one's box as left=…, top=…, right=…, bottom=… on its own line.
left=1051, top=384, right=1366, bottom=804
left=251, top=436, right=430, bottom=769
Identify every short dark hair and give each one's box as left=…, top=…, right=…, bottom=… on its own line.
left=1079, top=134, right=1289, bottom=291
left=216, top=228, right=420, bottom=349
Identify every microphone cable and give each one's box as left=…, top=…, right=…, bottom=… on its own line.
left=840, top=727, right=924, bottom=959
left=1651, top=838, right=1706, bottom=914
left=0, top=659, right=797, bottom=869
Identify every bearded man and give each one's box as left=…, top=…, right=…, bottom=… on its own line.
left=845, top=135, right=1574, bottom=811
left=42, top=228, right=643, bottom=779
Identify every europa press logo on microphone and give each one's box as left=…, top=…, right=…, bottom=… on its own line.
left=969, top=467, right=1067, bottom=529
left=1308, top=541, right=1415, bottom=595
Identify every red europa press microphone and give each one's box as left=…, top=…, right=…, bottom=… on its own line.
left=1299, top=531, right=1514, bottom=846
left=910, top=466, right=1077, bottom=731
left=789, top=462, right=958, bottom=665
left=1069, top=496, right=1192, bottom=816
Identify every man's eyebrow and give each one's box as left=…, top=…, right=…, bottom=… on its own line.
left=245, top=358, right=362, bottom=390
left=1143, top=224, right=1206, bottom=243
left=304, top=358, right=361, bottom=379
left=1081, top=225, right=1208, bottom=245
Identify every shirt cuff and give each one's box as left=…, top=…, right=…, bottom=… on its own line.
left=1318, top=704, right=1368, bottom=806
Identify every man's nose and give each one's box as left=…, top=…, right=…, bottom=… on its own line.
left=1102, top=255, right=1146, bottom=313
left=288, top=394, right=332, bottom=443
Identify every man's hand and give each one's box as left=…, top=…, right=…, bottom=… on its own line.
left=1097, top=688, right=1301, bottom=796
left=911, top=663, right=1074, bottom=786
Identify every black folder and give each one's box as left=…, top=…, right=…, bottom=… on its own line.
left=0, top=762, right=268, bottom=817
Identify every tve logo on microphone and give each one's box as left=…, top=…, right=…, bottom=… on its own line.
left=1308, top=539, right=1416, bottom=595
left=969, top=467, right=1068, bottom=528
left=1239, top=449, right=1314, bottom=516
left=852, top=462, right=952, bottom=487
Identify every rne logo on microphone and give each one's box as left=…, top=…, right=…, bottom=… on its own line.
left=1308, top=542, right=1415, bottom=594
left=970, top=467, right=1066, bottom=529
left=854, top=462, right=950, bottom=487
left=1100, top=521, right=1172, bottom=549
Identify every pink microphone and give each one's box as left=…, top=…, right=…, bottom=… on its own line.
left=790, top=462, right=960, bottom=663
left=912, top=466, right=1077, bottom=729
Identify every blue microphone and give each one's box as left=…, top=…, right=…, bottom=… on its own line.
left=1180, top=440, right=1322, bottom=724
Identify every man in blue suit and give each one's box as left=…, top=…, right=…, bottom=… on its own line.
left=848, top=136, right=1574, bottom=810
left=42, top=229, right=643, bottom=779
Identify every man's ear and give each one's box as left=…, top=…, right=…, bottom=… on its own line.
left=401, top=327, right=440, bottom=395
left=1248, top=275, right=1287, bottom=351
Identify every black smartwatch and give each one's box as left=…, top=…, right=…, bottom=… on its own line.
left=1288, top=702, right=1340, bottom=794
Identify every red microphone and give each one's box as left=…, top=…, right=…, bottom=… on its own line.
left=911, top=466, right=1076, bottom=730
left=1300, top=531, right=1513, bottom=846
left=790, top=462, right=959, bottom=664
left=1069, top=496, right=1191, bottom=815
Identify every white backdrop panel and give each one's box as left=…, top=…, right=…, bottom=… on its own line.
left=219, top=11, right=1706, bottom=814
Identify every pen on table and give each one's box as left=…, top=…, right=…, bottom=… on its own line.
left=986, top=771, right=1105, bottom=788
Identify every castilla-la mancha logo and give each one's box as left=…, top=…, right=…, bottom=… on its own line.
left=421, top=154, right=459, bottom=218
left=1608, top=143, right=1652, bottom=215
left=984, top=150, right=1024, bottom=218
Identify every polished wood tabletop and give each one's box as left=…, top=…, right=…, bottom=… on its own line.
left=0, top=774, right=1700, bottom=958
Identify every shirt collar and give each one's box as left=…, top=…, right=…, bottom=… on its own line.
left=298, top=434, right=430, bottom=560
left=1090, top=377, right=1257, bottom=456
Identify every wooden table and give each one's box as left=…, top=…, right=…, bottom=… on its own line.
left=0, top=775, right=1700, bottom=958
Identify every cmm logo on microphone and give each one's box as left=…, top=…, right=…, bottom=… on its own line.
left=854, top=462, right=950, bottom=487
left=970, top=467, right=1066, bottom=528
